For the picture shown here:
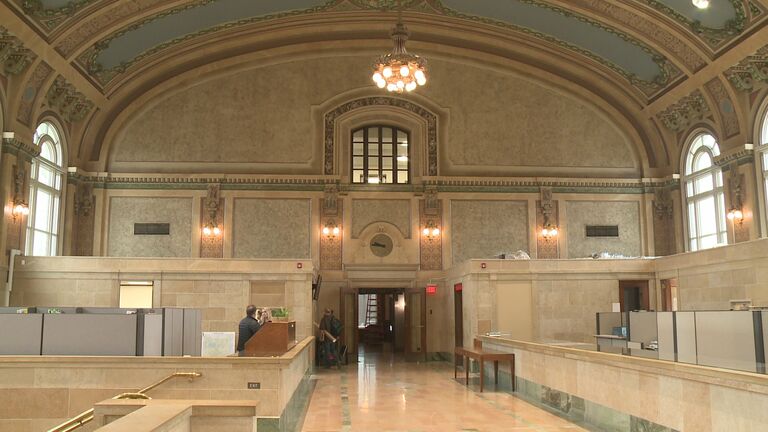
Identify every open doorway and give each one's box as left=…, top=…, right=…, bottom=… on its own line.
left=357, top=289, right=404, bottom=356
left=618, top=280, right=650, bottom=312
left=660, top=278, right=678, bottom=311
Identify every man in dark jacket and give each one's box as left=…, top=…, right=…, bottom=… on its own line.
left=237, top=305, right=264, bottom=354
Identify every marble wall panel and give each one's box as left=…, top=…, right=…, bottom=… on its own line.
left=565, top=201, right=641, bottom=258
left=351, top=199, right=410, bottom=238
left=450, top=200, right=528, bottom=265
left=232, top=199, right=310, bottom=258
left=107, top=197, right=192, bottom=257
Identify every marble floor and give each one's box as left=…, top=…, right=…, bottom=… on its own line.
left=300, top=345, right=586, bottom=432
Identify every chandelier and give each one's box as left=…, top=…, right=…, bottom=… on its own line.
left=371, top=17, right=427, bottom=93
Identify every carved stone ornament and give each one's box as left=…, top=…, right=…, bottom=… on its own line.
left=725, top=45, right=768, bottom=92
left=540, top=187, right=554, bottom=226
left=424, top=186, right=439, bottom=216
left=45, top=75, right=94, bottom=123
left=728, top=162, right=744, bottom=210
left=657, top=90, right=710, bottom=132
left=74, top=183, right=94, bottom=217
left=323, top=183, right=339, bottom=216
left=203, top=184, right=221, bottom=224
left=0, top=27, right=35, bottom=75
left=653, top=189, right=673, bottom=220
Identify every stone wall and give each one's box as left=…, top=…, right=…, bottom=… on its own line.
left=450, top=200, right=529, bottom=264
left=232, top=198, right=311, bottom=259
left=107, top=197, right=193, bottom=257
left=564, top=200, right=642, bottom=258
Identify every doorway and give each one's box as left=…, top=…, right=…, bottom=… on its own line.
left=338, top=287, right=426, bottom=362
left=660, top=278, right=678, bottom=311
left=618, top=280, right=650, bottom=312
left=454, top=283, right=463, bottom=366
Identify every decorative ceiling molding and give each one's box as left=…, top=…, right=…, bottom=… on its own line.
left=656, top=90, right=710, bottom=132
left=71, top=0, right=682, bottom=99
left=725, top=45, right=768, bottom=92
left=0, top=26, right=36, bottom=75
left=1, top=134, right=40, bottom=159
left=16, top=60, right=53, bottom=126
left=704, top=77, right=740, bottom=138
left=11, top=0, right=100, bottom=32
left=45, top=75, right=95, bottom=122
left=640, top=0, right=751, bottom=50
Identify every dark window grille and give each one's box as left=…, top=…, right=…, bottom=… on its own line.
left=134, top=223, right=170, bottom=235
left=586, top=225, right=619, bottom=237
left=351, top=125, right=410, bottom=184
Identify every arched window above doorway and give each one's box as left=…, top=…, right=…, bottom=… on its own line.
left=27, top=121, right=65, bottom=256
left=351, top=125, right=410, bottom=184
left=682, top=132, right=726, bottom=251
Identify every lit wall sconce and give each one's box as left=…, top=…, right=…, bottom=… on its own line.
left=727, top=208, right=744, bottom=225
left=322, top=220, right=340, bottom=238
left=202, top=222, right=221, bottom=237
left=540, top=224, right=559, bottom=241
left=421, top=220, right=440, bottom=240
left=11, top=165, right=29, bottom=222
left=692, top=0, right=709, bottom=9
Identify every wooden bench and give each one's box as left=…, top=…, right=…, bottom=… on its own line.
left=454, top=345, right=515, bottom=393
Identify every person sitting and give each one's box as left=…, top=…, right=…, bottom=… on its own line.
left=237, top=305, right=265, bottom=355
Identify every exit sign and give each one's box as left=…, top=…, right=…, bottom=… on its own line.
left=426, top=284, right=437, bottom=295
left=247, top=382, right=261, bottom=389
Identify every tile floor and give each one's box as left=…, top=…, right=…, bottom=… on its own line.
left=300, top=346, right=586, bottom=432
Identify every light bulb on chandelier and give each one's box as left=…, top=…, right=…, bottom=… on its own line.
left=371, top=15, right=428, bottom=93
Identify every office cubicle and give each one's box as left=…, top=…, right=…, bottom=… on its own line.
left=594, top=310, right=767, bottom=374
left=0, top=307, right=201, bottom=356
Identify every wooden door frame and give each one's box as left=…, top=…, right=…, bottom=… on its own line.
left=618, top=280, right=650, bottom=312
left=454, top=286, right=463, bottom=366
left=339, top=287, right=359, bottom=359
left=404, top=287, right=427, bottom=362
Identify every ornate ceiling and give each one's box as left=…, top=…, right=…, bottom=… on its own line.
left=2, top=0, right=768, bottom=170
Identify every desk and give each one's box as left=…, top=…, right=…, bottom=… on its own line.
left=454, top=347, right=515, bottom=392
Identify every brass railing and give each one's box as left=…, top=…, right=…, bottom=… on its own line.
left=47, top=372, right=202, bottom=432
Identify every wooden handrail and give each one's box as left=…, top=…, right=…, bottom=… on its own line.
left=46, top=372, right=202, bottom=432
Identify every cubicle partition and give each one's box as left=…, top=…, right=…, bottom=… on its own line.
left=594, top=310, right=767, bottom=374
left=0, top=307, right=201, bottom=356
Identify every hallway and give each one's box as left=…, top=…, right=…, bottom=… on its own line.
left=300, top=351, right=586, bottom=432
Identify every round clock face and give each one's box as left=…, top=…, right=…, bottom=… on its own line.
left=369, top=234, right=394, bottom=257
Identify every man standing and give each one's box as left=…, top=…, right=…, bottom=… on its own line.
left=237, top=305, right=264, bottom=354
left=319, top=308, right=344, bottom=367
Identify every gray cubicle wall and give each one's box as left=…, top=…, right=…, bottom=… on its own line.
left=695, top=311, right=757, bottom=373
left=675, top=311, right=697, bottom=365
left=183, top=309, right=202, bottom=356
left=0, top=314, right=43, bottom=355
left=164, top=308, right=184, bottom=356
left=42, top=314, right=138, bottom=356
left=142, top=314, right=164, bottom=356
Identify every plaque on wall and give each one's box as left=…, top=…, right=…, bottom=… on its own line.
left=134, top=223, right=171, bottom=235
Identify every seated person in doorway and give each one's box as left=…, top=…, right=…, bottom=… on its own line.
left=319, top=308, right=344, bottom=368
left=237, top=305, right=265, bottom=355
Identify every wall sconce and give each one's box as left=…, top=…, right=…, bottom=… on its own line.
left=322, top=220, right=340, bottom=238
left=727, top=208, right=744, bottom=225
left=540, top=224, right=559, bottom=241
left=11, top=165, right=29, bottom=222
left=421, top=220, right=440, bottom=240
left=202, top=222, right=221, bottom=237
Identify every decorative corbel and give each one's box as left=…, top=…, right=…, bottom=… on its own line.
left=323, top=183, right=339, bottom=216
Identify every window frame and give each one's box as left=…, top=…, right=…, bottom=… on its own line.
left=682, top=132, right=727, bottom=252
left=350, top=125, right=411, bottom=185
left=756, top=103, right=768, bottom=237
left=26, top=121, right=66, bottom=257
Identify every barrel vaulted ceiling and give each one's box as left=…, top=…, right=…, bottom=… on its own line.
left=2, top=0, right=768, bottom=171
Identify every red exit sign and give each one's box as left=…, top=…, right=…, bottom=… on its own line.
left=426, top=284, right=437, bottom=295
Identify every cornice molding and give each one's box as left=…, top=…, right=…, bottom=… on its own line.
left=714, top=146, right=754, bottom=167
left=657, top=90, right=710, bottom=131
left=1, top=135, right=41, bottom=159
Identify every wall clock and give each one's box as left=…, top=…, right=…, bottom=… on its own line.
left=369, top=233, right=393, bottom=257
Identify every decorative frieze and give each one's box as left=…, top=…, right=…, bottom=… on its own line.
left=45, top=75, right=94, bottom=123
left=657, top=90, right=710, bottom=132
left=16, top=61, right=53, bottom=126
left=1, top=134, right=40, bottom=160
left=0, top=27, right=35, bottom=76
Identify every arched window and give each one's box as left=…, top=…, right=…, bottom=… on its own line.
left=759, top=111, right=768, bottom=231
left=27, top=121, right=65, bottom=256
left=351, top=125, right=409, bottom=184
left=683, top=133, right=726, bottom=251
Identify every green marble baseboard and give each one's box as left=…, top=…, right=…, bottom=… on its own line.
left=483, top=369, right=678, bottom=432
left=257, top=372, right=316, bottom=432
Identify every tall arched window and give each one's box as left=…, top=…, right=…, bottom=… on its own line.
left=351, top=125, right=410, bottom=184
left=683, top=133, right=726, bottom=251
left=759, top=111, right=768, bottom=231
left=27, top=121, right=65, bottom=256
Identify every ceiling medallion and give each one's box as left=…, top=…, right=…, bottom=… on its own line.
left=371, top=16, right=428, bottom=93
